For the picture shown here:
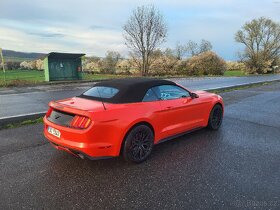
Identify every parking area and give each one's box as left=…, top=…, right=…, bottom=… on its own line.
left=0, top=82, right=280, bottom=209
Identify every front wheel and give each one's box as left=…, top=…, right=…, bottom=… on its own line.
left=122, top=125, right=154, bottom=163
left=207, top=104, right=223, bottom=130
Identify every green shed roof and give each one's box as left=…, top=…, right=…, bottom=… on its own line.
left=46, top=52, right=85, bottom=59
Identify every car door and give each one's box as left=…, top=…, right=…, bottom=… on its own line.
left=153, top=85, right=203, bottom=137
left=142, top=88, right=168, bottom=141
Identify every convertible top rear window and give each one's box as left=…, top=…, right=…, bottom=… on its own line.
left=83, top=86, right=119, bottom=99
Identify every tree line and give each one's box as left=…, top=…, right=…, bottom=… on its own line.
left=83, top=47, right=227, bottom=76
left=1, top=59, right=44, bottom=70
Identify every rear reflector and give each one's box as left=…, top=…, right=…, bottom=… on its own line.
left=71, top=115, right=92, bottom=129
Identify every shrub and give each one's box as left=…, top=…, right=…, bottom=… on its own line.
left=186, top=51, right=226, bottom=75
left=173, top=60, right=188, bottom=75
left=150, top=55, right=178, bottom=76
left=116, top=59, right=132, bottom=74
left=244, top=58, right=274, bottom=74
left=4, top=61, right=21, bottom=70
left=20, top=60, right=36, bottom=70
left=84, top=61, right=102, bottom=73
left=35, top=59, right=44, bottom=70
left=226, top=61, right=246, bottom=71
left=100, top=51, right=121, bottom=74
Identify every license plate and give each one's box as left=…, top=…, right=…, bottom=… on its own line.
left=48, top=126, right=61, bottom=138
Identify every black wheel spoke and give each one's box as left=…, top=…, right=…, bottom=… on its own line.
left=128, top=127, right=154, bottom=162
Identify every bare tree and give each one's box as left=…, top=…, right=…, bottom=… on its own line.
left=186, top=39, right=212, bottom=56
left=235, top=17, right=280, bottom=73
left=174, top=42, right=187, bottom=60
left=199, top=39, right=212, bottom=54
left=101, top=51, right=121, bottom=74
left=186, top=40, right=198, bottom=56
left=123, top=5, right=167, bottom=76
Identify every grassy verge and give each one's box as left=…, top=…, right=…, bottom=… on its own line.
left=223, top=70, right=246, bottom=77
left=0, top=70, right=45, bottom=87
left=1, top=117, right=43, bottom=130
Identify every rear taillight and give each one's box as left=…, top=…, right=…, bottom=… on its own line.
left=70, top=115, right=92, bottom=129
left=46, top=108, right=53, bottom=117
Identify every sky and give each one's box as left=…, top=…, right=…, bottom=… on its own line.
left=0, top=0, right=279, bottom=60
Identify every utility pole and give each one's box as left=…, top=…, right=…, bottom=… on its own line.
left=0, top=48, right=5, bottom=83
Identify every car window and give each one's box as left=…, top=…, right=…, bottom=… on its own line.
left=142, top=88, right=159, bottom=102
left=83, top=86, right=119, bottom=98
left=153, top=85, right=190, bottom=100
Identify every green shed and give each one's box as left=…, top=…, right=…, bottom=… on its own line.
left=44, top=52, right=85, bottom=81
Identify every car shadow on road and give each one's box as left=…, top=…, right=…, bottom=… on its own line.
left=46, top=125, right=225, bottom=174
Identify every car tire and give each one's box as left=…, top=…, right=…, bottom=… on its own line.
left=122, top=125, right=154, bottom=163
left=207, top=104, right=223, bottom=130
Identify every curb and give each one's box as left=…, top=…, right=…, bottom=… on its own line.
left=204, top=78, right=280, bottom=92
left=0, top=112, right=46, bottom=128
left=1, top=79, right=280, bottom=127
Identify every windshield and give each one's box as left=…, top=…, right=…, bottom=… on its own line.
left=82, top=86, right=119, bottom=99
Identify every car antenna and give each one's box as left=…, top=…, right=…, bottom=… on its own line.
left=96, top=87, right=107, bottom=110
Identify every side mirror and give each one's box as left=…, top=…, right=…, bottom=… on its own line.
left=190, top=92, right=199, bottom=99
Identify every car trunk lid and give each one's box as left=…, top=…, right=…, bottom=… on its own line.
left=56, top=97, right=106, bottom=111
left=47, top=97, right=105, bottom=128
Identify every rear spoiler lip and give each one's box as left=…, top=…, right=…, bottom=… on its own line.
left=48, top=101, right=93, bottom=118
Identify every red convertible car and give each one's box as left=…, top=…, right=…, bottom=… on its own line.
left=44, top=78, right=223, bottom=163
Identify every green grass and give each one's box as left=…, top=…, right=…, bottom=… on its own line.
left=0, top=69, right=44, bottom=81
left=0, top=70, right=45, bottom=86
left=0, top=70, right=128, bottom=87
left=224, top=70, right=246, bottom=77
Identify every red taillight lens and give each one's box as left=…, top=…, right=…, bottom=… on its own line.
left=71, top=115, right=92, bottom=129
left=46, top=108, right=53, bottom=117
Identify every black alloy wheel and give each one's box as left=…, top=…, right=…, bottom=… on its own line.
left=208, top=104, right=223, bottom=130
left=122, top=125, right=154, bottom=163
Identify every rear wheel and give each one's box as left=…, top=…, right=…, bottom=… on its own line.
left=208, top=104, right=223, bottom=130
left=122, top=125, right=154, bottom=163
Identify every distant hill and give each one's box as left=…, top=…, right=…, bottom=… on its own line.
left=1, top=49, right=46, bottom=62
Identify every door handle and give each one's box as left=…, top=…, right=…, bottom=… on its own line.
left=166, top=106, right=173, bottom=109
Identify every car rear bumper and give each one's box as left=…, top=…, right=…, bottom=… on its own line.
left=49, top=142, right=113, bottom=160
left=43, top=116, right=118, bottom=159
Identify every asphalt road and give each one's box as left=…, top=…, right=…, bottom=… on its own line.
left=1, top=82, right=280, bottom=209
left=1, top=74, right=280, bottom=118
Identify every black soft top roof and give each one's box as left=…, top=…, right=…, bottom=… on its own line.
left=79, top=78, right=176, bottom=103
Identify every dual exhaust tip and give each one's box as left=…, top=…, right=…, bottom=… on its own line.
left=51, top=142, right=85, bottom=159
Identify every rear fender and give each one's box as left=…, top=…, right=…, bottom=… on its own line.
left=206, top=98, right=224, bottom=124
left=116, top=118, right=156, bottom=156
